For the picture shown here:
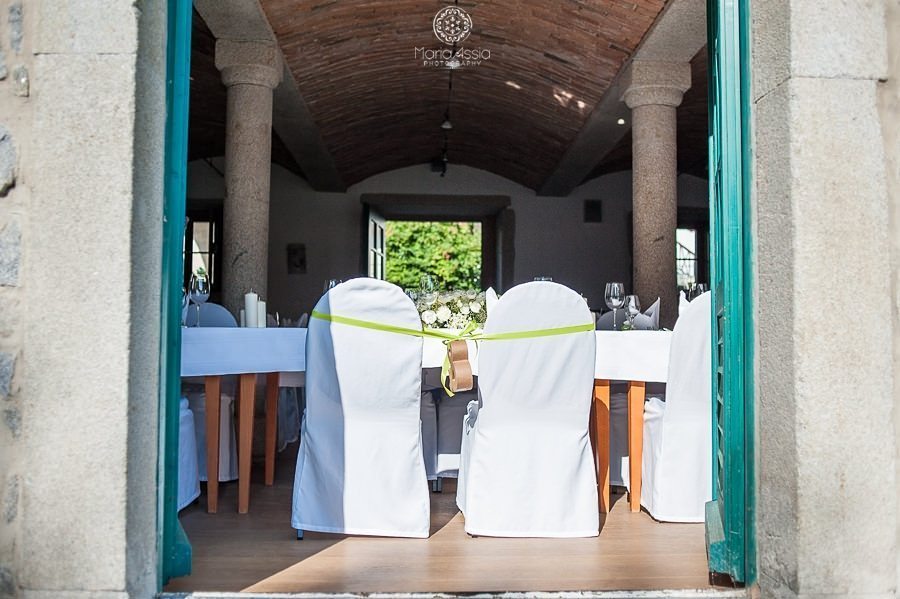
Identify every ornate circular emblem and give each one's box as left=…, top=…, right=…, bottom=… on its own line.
left=433, top=6, right=473, bottom=45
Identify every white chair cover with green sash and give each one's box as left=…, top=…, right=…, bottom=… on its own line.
left=456, top=281, right=599, bottom=537
left=291, top=278, right=430, bottom=538
left=641, top=291, right=712, bottom=522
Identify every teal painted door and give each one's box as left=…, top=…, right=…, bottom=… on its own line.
left=706, top=0, right=756, bottom=585
left=159, top=0, right=193, bottom=585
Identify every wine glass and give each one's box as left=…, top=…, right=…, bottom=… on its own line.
left=624, top=294, right=641, bottom=328
left=533, top=276, right=553, bottom=282
left=695, top=283, right=709, bottom=297
left=188, top=271, right=210, bottom=326
left=604, top=282, right=625, bottom=331
left=420, top=274, right=436, bottom=293
left=323, top=279, right=341, bottom=292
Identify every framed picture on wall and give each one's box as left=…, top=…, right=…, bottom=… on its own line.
left=287, top=243, right=307, bottom=274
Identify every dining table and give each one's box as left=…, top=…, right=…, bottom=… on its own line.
left=181, top=327, right=672, bottom=515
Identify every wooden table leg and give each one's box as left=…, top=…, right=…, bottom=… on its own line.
left=264, top=372, right=279, bottom=486
left=204, top=375, right=221, bottom=514
left=627, top=380, right=646, bottom=513
left=238, top=373, right=256, bottom=514
left=593, top=379, right=611, bottom=514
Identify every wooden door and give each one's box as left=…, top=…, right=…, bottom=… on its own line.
left=160, top=0, right=193, bottom=584
left=706, top=0, right=756, bottom=585
left=364, top=203, right=386, bottom=279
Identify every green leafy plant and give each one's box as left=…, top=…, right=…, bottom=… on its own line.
left=385, top=221, right=482, bottom=290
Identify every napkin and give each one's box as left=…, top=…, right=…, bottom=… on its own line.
left=485, top=287, right=499, bottom=315
left=644, top=297, right=661, bottom=330
left=679, top=290, right=690, bottom=315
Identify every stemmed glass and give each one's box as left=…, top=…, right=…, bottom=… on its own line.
left=604, top=282, right=625, bottom=331
left=188, top=271, right=210, bottom=327
left=323, top=279, right=341, bottom=292
left=624, top=294, right=641, bottom=329
left=420, top=274, right=436, bottom=293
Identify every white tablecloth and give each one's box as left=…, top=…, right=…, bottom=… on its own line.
left=181, top=328, right=672, bottom=383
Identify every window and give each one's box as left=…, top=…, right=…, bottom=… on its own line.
left=183, top=208, right=222, bottom=301
left=676, top=228, right=699, bottom=289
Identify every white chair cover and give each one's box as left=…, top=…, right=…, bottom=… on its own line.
left=183, top=302, right=238, bottom=327
left=641, top=291, right=712, bottom=522
left=435, top=389, right=474, bottom=478
left=292, top=278, right=430, bottom=537
left=457, top=281, right=598, bottom=537
left=183, top=301, right=239, bottom=482
left=177, top=398, right=201, bottom=511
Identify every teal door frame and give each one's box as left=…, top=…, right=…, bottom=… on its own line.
left=158, top=0, right=193, bottom=586
left=706, top=0, right=756, bottom=586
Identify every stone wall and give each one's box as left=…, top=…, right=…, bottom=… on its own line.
left=753, top=1, right=896, bottom=597
left=3, top=1, right=166, bottom=598
left=883, top=0, right=900, bottom=590
left=0, top=1, right=29, bottom=596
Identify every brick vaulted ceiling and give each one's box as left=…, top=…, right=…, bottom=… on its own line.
left=256, top=0, right=669, bottom=189
left=188, top=2, right=711, bottom=190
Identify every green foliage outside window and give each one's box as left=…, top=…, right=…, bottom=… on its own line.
left=385, top=221, right=482, bottom=290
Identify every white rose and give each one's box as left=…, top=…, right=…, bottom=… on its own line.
left=469, top=300, right=482, bottom=313
left=466, top=290, right=478, bottom=299
left=460, top=304, right=471, bottom=315
left=436, top=305, right=452, bottom=322
left=421, top=310, right=437, bottom=325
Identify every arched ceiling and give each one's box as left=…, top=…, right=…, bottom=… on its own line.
left=256, top=0, right=668, bottom=189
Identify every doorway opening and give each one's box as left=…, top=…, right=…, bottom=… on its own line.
left=385, top=221, right=483, bottom=292
left=160, top=0, right=754, bottom=593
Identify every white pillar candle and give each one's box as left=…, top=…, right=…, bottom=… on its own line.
left=239, top=309, right=246, bottom=327
left=244, top=291, right=258, bottom=328
left=257, top=300, right=267, bottom=328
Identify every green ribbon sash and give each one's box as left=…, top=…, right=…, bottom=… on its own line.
left=310, top=310, right=594, bottom=395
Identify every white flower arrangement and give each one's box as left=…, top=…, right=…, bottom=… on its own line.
left=414, top=289, right=487, bottom=329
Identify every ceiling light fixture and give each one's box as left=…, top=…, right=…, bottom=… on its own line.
left=617, top=118, right=626, bottom=125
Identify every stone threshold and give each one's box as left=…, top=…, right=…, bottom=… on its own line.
left=159, top=589, right=747, bottom=599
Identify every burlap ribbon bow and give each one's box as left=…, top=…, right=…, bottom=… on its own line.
left=446, top=339, right=474, bottom=393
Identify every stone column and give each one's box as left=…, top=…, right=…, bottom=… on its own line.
left=621, top=61, right=690, bottom=328
left=215, top=40, right=282, bottom=314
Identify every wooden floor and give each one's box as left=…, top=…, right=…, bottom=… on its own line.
left=165, top=444, right=713, bottom=594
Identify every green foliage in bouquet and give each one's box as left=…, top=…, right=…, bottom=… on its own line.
left=385, top=221, right=482, bottom=290
left=415, top=290, right=487, bottom=329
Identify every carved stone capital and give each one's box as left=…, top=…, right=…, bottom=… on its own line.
left=620, top=60, right=691, bottom=109
left=215, top=40, right=282, bottom=89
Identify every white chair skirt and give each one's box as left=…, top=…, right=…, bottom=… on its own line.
left=177, top=399, right=201, bottom=510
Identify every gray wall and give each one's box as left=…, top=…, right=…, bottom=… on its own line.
left=753, top=1, right=897, bottom=597
left=13, top=1, right=167, bottom=597
left=883, top=0, right=900, bottom=591
left=188, top=160, right=708, bottom=320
